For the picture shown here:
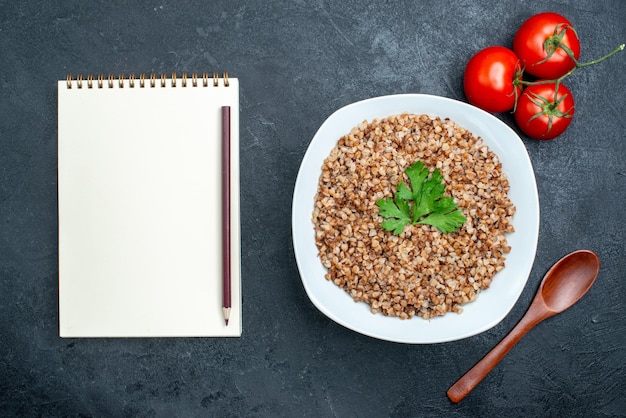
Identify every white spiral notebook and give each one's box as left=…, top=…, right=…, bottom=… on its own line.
left=58, top=72, right=241, bottom=337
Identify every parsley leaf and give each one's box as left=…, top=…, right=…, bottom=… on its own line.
left=417, top=208, right=467, bottom=234
left=399, top=161, right=429, bottom=202
left=377, top=195, right=411, bottom=235
left=377, top=161, right=467, bottom=235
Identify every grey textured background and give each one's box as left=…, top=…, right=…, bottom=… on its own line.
left=1, top=1, right=625, bottom=417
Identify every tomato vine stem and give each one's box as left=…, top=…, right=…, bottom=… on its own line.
left=520, top=43, right=625, bottom=87
left=510, top=43, right=623, bottom=117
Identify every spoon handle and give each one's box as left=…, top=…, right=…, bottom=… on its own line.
left=447, top=310, right=547, bottom=403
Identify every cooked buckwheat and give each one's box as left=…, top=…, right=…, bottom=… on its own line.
left=312, top=114, right=515, bottom=319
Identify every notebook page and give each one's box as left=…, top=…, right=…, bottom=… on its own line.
left=58, top=77, right=241, bottom=337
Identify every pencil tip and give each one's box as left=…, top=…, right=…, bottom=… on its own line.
left=222, top=307, right=231, bottom=326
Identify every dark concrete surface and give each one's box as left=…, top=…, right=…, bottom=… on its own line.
left=1, top=1, right=625, bottom=416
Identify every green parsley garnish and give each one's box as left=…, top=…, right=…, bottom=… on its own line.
left=376, top=161, right=467, bottom=235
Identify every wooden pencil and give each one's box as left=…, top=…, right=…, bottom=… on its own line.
left=222, top=105, right=231, bottom=326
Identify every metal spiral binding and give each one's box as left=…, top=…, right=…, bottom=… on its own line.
left=65, top=72, right=230, bottom=89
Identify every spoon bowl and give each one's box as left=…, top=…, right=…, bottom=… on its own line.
left=447, top=249, right=600, bottom=403
left=540, top=250, right=600, bottom=313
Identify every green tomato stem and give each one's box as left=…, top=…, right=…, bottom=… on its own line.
left=519, top=43, right=625, bottom=87
left=574, top=43, right=625, bottom=70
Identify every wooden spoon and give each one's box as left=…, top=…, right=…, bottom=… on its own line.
left=447, top=250, right=600, bottom=403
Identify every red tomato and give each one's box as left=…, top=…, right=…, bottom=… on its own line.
left=464, top=46, right=522, bottom=113
left=513, top=12, right=581, bottom=79
left=514, top=82, right=575, bottom=140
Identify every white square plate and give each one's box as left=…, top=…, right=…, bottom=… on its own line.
left=292, top=94, right=539, bottom=344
